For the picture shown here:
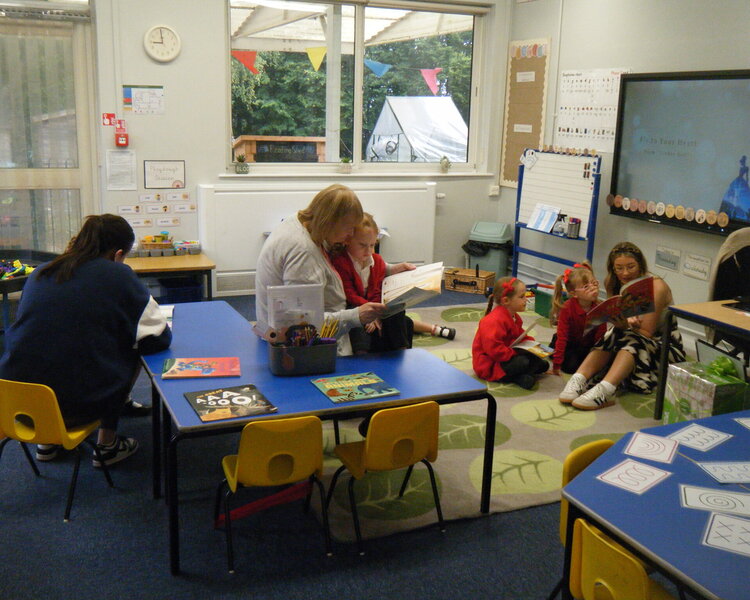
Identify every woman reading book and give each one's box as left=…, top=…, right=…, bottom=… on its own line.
left=558, top=241, right=686, bottom=410
left=0, top=214, right=172, bottom=466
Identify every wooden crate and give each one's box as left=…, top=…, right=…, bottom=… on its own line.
left=443, top=268, right=495, bottom=295
left=140, top=241, right=173, bottom=250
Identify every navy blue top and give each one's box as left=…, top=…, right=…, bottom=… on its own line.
left=0, top=257, right=171, bottom=418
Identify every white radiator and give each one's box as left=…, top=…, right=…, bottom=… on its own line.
left=198, top=181, right=436, bottom=296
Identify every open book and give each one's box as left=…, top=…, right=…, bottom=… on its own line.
left=511, top=317, right=552, bottom=358
left=585, top=275, right=655, bottom=332
left=380, top=261, right=443, bottom=318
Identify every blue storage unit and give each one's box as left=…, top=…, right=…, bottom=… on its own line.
left=465, top=221, right=513, bottom=277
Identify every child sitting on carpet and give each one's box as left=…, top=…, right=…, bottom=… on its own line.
left=472, top=276, right=549, bottom=389
left=331, top=212, right=455, bottom=354
left=549, top=262, right=606, bottom=375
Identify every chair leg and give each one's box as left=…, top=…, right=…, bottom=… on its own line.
left=87, top=440, right=114, bottom=487
left=333, top=418, right=341, bottom=445
left=64, top=448, right=84, bottom=522
left=19, top=442, right=41, bottom=476
left=213, top=479, right=228, bottom=527
left=398, top=464, right=414, bottom=497
left=545, top=577, right=563, bottom=600
left=312, top=475, right=333, bottom=557
left=422, top=459, right=445, bottom=531
left=325, top=465, right=346, bottom=508
left=347, top=476, right=364, bottom=556
left=223, top=487, right=235, bottom=573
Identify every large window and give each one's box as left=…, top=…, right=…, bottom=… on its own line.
left=229, top=1, right=481, bottom=166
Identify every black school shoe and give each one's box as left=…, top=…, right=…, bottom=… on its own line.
left=435, top=325, right=456, bottom=340
left=92, top=436, right=139, bottom=468
left=122, top=398, right=151, bottom=417
left=36, top=444, right=61, bottom=461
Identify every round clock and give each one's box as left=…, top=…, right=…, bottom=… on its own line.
left=143, top=25, right=181, bottom=63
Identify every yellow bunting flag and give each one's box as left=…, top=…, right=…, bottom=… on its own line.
left=306, top=46, right=327, bottom=71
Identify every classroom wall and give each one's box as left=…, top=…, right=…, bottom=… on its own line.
left=505, top=0, right=750, bottom=306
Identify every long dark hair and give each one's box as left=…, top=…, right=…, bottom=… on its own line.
left=38, top=214, right=135, bottom=283
left=604, top=241, right=648, bottom=296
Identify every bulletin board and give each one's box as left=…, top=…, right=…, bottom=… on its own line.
left=500, top=39, right=549, bottom=188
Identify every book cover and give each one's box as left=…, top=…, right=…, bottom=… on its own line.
left=162, top=356, right=241, bottom=379
left=585, top=276, right=655, bottom=331
left=381, top=262, right=443, bottom=318
left=311, top=371, right=400, bottom=403
left=513, top=339, right=553, bottom=358
left=184, top=384, right=277, bottom=422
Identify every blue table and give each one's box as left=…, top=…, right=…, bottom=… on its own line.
left=141, top=301, right=494, bottom=575
left=561, top=410, right=750, bottom=600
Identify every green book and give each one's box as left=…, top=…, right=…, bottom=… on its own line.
left=311, top=371, right=399, bottom=403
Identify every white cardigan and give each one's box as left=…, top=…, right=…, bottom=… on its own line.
left=255, top=214, right=360, bottom=355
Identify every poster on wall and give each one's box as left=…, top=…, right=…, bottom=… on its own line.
left=122, top=85, right=165, bottom=114
left=553, top=68, right=630, bottom=154
left=500, top=39, right=549, bottom=188
left=144, top=160, right=185, bottom=189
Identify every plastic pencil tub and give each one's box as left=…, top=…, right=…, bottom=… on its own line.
left=268, top=341, right=337, bottom=376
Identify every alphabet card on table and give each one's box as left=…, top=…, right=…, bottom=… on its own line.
left=624, top=432, right=678, bottom=463
left=696, top=462, right=750, bottom=484
left=596, top=459, right=671, bottom=494
left=667, top=424, right=732, bottom=451
left=680, top=484, right=750, bottom=517
left=702, top=513, right=750, bottom=558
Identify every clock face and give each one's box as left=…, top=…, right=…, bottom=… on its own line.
left=144, top=25, right=181, bottom=63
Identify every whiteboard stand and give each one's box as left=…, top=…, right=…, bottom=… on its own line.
left=511, top=149, right=601, bottom=278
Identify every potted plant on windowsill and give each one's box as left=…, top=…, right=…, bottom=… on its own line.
left=339, top=157, right=352, bottom=173
left=234, top=154, right=249, bottom=174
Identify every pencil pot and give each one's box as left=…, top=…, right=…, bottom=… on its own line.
left=268, top=341, right=337, bottom=376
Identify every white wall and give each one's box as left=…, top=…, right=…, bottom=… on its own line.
left=505, top=0, right=750, bottom=306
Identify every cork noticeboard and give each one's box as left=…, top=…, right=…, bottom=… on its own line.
left=500, top=39, right=549, bottom=188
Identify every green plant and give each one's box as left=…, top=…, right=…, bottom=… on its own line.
left=235, top=153, right=246, bottom=163
left=340, top=157, right=351, bottom=163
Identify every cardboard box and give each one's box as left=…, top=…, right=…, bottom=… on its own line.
left=443, top=268, right=495, bottom=295
left=663, top=361, right=749, bottom=424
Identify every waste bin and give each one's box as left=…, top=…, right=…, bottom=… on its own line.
left=462, top=222, right=513, bottom=278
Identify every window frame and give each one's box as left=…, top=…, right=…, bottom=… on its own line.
left=226, top=0, right=490, bottom=176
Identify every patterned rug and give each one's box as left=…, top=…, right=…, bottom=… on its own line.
left=320, top=302, right=662, bottom=542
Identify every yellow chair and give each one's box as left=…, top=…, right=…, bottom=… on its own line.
left=570, top=518, right=676, bottom=600
left=0, top=378, right=113, bottom=522
left=214, top=415, right=332, bottom=573
left=547, top=439, right=615, bottom=600
left=326, top=401, right=444, bottom=555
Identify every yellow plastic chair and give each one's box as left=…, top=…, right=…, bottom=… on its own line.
left=547, top=439, right=615, bottom=600
left=0, top=378, right=113, bottom=522
left=325, top=401, right=444, bottom=555
left=570, top=518, right=676, bottom=600
left=213, top=415, right=332, bottom=573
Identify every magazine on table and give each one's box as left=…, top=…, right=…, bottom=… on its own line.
left=161, top=356, right=241, bottom=379
left=311, top=371, right=399, bottom=403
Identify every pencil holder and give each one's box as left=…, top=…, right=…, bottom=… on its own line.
left=268, top=341, right=337, bottom=376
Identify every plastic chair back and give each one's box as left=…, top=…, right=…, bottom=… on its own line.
left=0, top=379, right=70, bottom=448
left=364, top=401, right=439, bottom=472
left=571, top=519, right=651, bottom=600
left=559, top=439, right=614, bottom=546
left=232, top=416, right=323, bottom=489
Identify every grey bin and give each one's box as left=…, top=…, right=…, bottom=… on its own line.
left=463, top=222, right=513, bottom=278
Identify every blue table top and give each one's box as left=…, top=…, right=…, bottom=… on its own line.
left=142, top=301, right=487, bottom=433
left=563, top=410, right=750, bottom=600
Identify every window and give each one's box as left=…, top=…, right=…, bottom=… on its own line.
left=229, top=1, right=482, bottom=166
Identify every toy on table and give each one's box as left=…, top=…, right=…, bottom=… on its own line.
left=0, top=259, right=35, bottom=280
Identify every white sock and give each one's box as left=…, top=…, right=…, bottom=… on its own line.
left=570, top=373, right=587, bottom=386
left=600, top=380, right=616, bottom=396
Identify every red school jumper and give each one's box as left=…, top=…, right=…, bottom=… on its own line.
left=472, top=305, right=532, bottom=381
left=552, top=297, right=606, bottom=370
left=330, top=252, right=387, bottom=306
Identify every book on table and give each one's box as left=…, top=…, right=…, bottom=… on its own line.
left=161, top=356, right=241, bottom=379
left=311, top=371, right=399, bottom=403
left=184, top=384, right=277, bottom=422
left=380, top=261, right=443, bottom=318
left=585, top=275, right=655, bottom=332
left=510, top=316, right=552, bottom=358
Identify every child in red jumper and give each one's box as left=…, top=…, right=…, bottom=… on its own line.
left=472, top=276, right=548, bottom=389
left=332, top=213, right=455, bottom=353
left=549, top=263, right=606, bottom=375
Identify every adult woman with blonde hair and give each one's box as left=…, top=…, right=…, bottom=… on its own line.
left=255, top=184, right=385, bottom=355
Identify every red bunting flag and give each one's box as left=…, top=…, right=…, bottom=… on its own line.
left=231, top=50, right=259, bottom=75
left=420, top=68, right=443, bottom=95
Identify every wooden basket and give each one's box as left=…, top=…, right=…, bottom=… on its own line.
left=443, top=268, right=495, bottom=295
left=140, top=241, right=173, bottom=250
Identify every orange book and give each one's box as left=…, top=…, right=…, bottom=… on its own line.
left=585, top=276, right=655, bottom=332
left=161, top=357, right=241, bottom=379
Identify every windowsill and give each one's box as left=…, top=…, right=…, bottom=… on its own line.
left=218, top=169, right=493, bottom=179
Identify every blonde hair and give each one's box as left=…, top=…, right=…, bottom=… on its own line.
left=298, top=184, right=363, bottom=245
left=550, top=262, right=595, bottom=324
left=358, top=212, right=379, bottom=236
left=486, top=276, right=523, bottom=315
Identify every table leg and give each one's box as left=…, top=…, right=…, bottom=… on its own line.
left=168, top=435, right=181, bottom=576
left=653, top=309, right=674, bottom=420
left=162, top=400, right=171, bottom=506
left=2, top=291, right=9, bottom=334
left=481, top=392, right=497, bottom=513
left=205, top=270, right=212, bottom=301
left=152, top=383, right=161, bottom=499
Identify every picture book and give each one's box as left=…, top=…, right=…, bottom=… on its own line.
left=513, top=339, right=553, bottom=358
left=311, top=371, right=399, bottom=403
left=381, top=261, right=443, bottom=318
left=585, top=275, right=655, bottom=332
left=183, top=384, right=277, bottom=422
left=161, top=356, right=241, bottom=379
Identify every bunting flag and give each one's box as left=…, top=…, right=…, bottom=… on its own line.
left=231, top=50, right=259, bottom=75
left=420, top=68, right=443, bottom=95
left=364, top=59, right=392, bottom=77
left=306, top=46, right=327, bottom=71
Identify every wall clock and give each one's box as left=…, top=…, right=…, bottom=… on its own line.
left=143, top=25, right=181, bottom=63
